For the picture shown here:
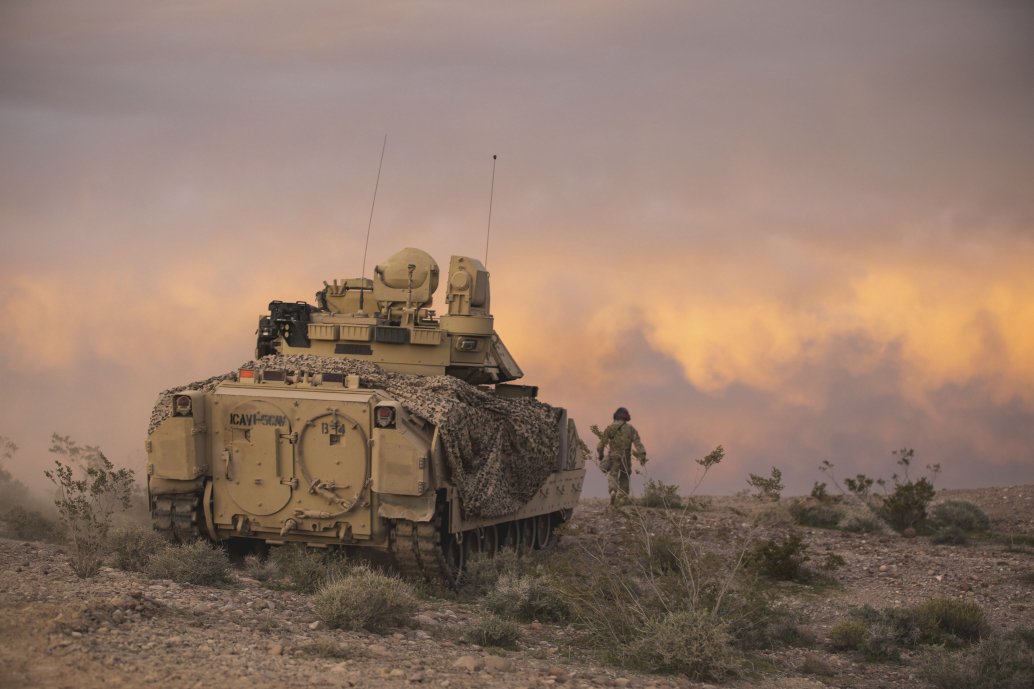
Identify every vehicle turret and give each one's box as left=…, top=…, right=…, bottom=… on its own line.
left=256, top=248, right=522, bottom=385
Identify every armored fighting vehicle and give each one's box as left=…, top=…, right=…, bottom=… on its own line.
left=146, top=248, right=586, bottom=580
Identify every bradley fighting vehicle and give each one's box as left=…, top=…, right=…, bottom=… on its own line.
left=146, top=248, right=586, bottom=580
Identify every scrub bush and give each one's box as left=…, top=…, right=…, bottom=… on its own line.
left=922, top=627, right=1034, bottom=689
left=789, top=501, right=844, bottom=529
left=109, top=525, right=166, bottom=571
left=145, top=540, right=232, bottom=586
left=931, top=501, right=990, bottom=533
left=746, top=467, right=784, bottom=501
left=465, top=613, right=521, bottom=648
left=0, top=506, right=64, bottom=542
left=313, top=565, right=417, bottom=633
left=270, top=544, right=353, bottom=593
left=639, top=480, right=683, bottom=509
left=622, top=610, right=740, bottom=680
left=45, top=435, right=136, bottom=578
left=829, top=620, right=869, bottom=651
left=483, top=572, right=571, bottom=623
left=747, top=533, right=811, bottom=582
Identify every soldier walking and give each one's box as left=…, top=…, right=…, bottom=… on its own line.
left=596, top=407, right=647, bottom=506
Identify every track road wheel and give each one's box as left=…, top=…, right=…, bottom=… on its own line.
left=443, top=532, right=465, bottom=586
left=500, top=521, right=519, bottom=551
left=465, top=529, right=483, bottom=558
left=534, top=513, right=552, bottom=549
left=519, top=517, right=536, bottom=555
left=481, top=525, right=499, bottom=557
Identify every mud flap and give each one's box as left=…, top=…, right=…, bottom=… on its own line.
left=378, top=492, right=436, bottom=522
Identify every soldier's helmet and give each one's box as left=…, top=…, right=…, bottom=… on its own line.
left=613, top=407, right=631, bottom=421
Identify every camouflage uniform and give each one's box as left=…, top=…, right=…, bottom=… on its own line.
left=597, top=413, right=647, bottom=506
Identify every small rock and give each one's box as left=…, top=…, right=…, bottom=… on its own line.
left=268, top=643, right=283, bottom=656
left=614, top=679, right=630, bottom=687
left=389, top=669, right=406, bottom=678
left=452, top=655, right=482, bottom=673
left=408, top=671, right=425, bottom=683
left=308, top=621, right=321, bottom=630
left=483, top=656, right=514, bottom=672
left=368, top=644, right=389, bottom=655
left=902, top=527, right=917, bottom=538
left=879, top=564, right=888, bottom=572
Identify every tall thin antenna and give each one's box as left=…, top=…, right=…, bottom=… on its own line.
left=361, top=134, right=388, bottom=284
left=484, top=154, right=497, bottom=267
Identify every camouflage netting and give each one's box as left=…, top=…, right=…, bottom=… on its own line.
left=149, top=354, right=567, bottom=518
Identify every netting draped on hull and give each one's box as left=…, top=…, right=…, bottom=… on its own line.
left=148, top=354, right=563, bottom=518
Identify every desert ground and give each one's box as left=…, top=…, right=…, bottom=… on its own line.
left=2, top=486, right=1032, bottom=689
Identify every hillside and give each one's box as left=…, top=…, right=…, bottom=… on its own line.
left=2, top=486, right=1032, bottom=689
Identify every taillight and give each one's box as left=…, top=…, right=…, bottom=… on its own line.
left=173, top=395, right=193, bottom=417
left=375, top=405, right=397, bottom=429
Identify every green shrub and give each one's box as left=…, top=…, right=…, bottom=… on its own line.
left=622, top=610, right=740, bottom=680
left=819, top=552, right=846, bottom=572
left=878, top=477, right=936, bottom=532
left=913, top=598, right=988, bottom=646
left=848, top=598, right=988, bottom=657
left=108, top=525, right=166, bottom=571
left=144, top=540, right=232, bottom=586
left=459, top=550, right=521, bottom=598
left=269, top=544, right=352, bottom=593
left=44, top=435, right=136, bottom=578
left=922, top=628, right=1034, bottom=689
left=931, top=525, right=968, bottom=545
left=931, top=501, right=990, bottom=533
left=465, top=613, right=521, bottom=649
left=484, top=572, right=571, bottom=623
left=313, top=565, right=418, bottom=633
left=639, top=479, right=683, bottom=509
left=0, top=506, right=64, bottom=542
left=844, top=474, right=875, bottom=498
left=810, top=482, right=835, bottom=503
left=789, top=501, right=843, bottom=529
left=863, top=620, right=905, bottom=661
left=874, top=448, right=939, bottom=532
left=242, top=553, right=283, bottom=583
left=746, top=467, right=784, bottom=501
left=829, top=620, right=868, bottom=651
left=748, top=533, right=811, bottom=582
left=729, top=605, right=813, bottom=650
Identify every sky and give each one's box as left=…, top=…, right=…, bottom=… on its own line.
left=1, top=0, right=1032, bottom=499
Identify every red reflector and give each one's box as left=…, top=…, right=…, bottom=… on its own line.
left=240, top=369, right=255, bottom=379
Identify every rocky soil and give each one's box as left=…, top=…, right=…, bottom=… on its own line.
left=2, top=485, right=1033, bottom=689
